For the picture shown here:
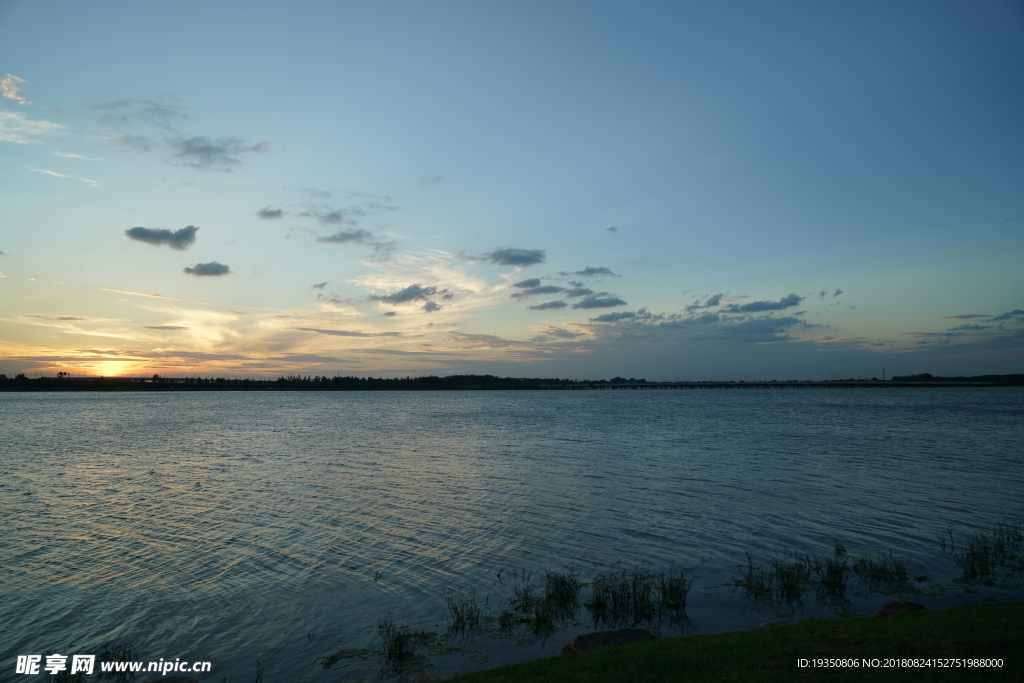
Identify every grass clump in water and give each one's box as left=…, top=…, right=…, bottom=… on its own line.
left=732, top=551, right=811, bottom=604
left=447, top=589, right=487, bottom=634
left=812, top=553, right=851, bottom=599
left=941, top=517, right=1024, bottom=581
left=657, top=564, right=696, bottom=615
left=853, top=550, right=909, bottom=587
left=587, top=566, right=659, bottom=624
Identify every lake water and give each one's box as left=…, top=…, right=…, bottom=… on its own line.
left=2, top=388, right=1023, bottom=681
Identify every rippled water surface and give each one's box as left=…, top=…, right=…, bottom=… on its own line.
left=2, top=389, right=1023, bottom=680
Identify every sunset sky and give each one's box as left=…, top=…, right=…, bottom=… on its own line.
left=1, top=0, right=1022, bottom=380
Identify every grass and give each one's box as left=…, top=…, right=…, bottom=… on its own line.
left=853, top=550, right=910, bottom=587
left=449, top=600, right=1024, bottom=682
left=586, top=565, right=696, bottom=626
left=732, top=551, right=813, bottom=604
left=447, top=589, right=488, bottom=633
left=941, top=518, right=1024, bottom=581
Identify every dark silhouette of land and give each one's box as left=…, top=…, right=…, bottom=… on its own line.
left=1, top=373, right=1021, bottom=392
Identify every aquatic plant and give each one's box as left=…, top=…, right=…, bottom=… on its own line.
left=657, top=564, right=696, bottom=614
left=812, top=553, right=851, bottom=598
left=446, top=589, right=487, bottom=633
left=941, top=517, right=1024, bottom=580
left=853, top=550, right=909, bottom=586
left=378, top=617, right=416, bottom=665
left=587, top=566, right=659, bottom=624
left=732, top=551, right=812, bottom=603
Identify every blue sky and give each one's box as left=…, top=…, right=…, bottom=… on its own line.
left=1, top=0, right=1022, bottom=379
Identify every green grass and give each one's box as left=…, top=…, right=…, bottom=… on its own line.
left=450, top=600, right=1024, bottom=682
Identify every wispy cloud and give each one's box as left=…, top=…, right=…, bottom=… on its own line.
left=52, top=150, right=104, bottom=161
left=1, top=74, right=31, bottom=105
left=317, top=229, right=373, bottom=244
left=296, top=327, right=401, bottom=337
left=93, top=98, right=189, bottom=132
left=144, top=325, right=190, bottom=330
left=183, top=261, right=231, bottom=277
left=19, top=314, right=86, bottom=321
left=169, top=136, right=269, bottom=171
left=26, top=166, right=98, bottom=186
left=126, top=226, right=198, bottom=250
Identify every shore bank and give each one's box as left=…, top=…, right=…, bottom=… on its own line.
left=449, top=600, right=1023, bottom=682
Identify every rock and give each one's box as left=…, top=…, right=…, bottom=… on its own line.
left=872, top=599, right=927, bottom=618
left=152, top=678, right=200, bottom=683
left=561, top=628, right=656, bottom=655
left=756, top=621, right=787, bottom=629
left=410, top=675, right=442, bottom=683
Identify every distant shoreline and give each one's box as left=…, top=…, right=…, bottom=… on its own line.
left=1, top=374, right=1020, bottom=392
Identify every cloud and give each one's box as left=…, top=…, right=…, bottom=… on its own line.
left=949, top=324, right=990, bottom=331
left=422, top=301, right=442, bottom=313
left=20, top=314, right=86, bottom=321
left=296, top=327, right=401, bottom=337
left=383, top=311, right=397, bottom=316
left=258, top=206, right=283, bottom=219
left=420, top=175, right=445, bottom=186
left=572, top=266, right=618, bottom=277
left=572, top=293, right=627, bottom=309
left=564, top=287, right=594, bottom=298
left=482, top=248, right=546, bottom=266
left=819, top=290, right=827, bottom=299
left=317, top=229, right=373, bottom=244
left=169, top=136, right=268, bottom=171
left=940, top=314, right=987, bottom=320
left=685, top=293, right=723, bottom=312
left=183, top=261, right=230, bottom=277
left=723, top=293, right=803, bottom=313
left=511, top=285, right=564, bottom=299
left=833, top=289, right=844, bottom=297
left=529, top=301, right=568, bottom=310
left=311, top=282, right=328, bottom=289
left=53, top=150, right=104, bottom=161
left=589, top=308, right=662, bottom=322
left=26, top=166, right=99, bottom=186
left=1002, top=215, right=1024, bottom=224
left=126, top=225, right=198, bottom=250
left=94, top=98, right=188, bottom=132
left=1, top=74, right=30, bottom=104
left=512, top=278, right=541, bottom=289
left=989, top=309, right=1024, bottom=322
left=606, top=226, right=618, bottom=233
left=144, top=325, right=190, bottom=330
left=589, top=311, right=636, bottom=322
left=0, top=111, right=65, bottom=144
left=372, top=283, right=450, bottom=305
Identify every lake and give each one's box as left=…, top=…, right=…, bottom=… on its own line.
left=2, top=388, right=1022, bottom=681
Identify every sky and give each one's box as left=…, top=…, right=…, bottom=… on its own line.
left=1, top=0, right=1022, bottom=381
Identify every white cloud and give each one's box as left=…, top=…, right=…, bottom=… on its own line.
left=0, top=110, right=64, bottom=144
left=1, top=74, right=31, bottom=105
left=53, top=149, right=104, bottom=161
left=27, top=166, right=99, bottom=187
